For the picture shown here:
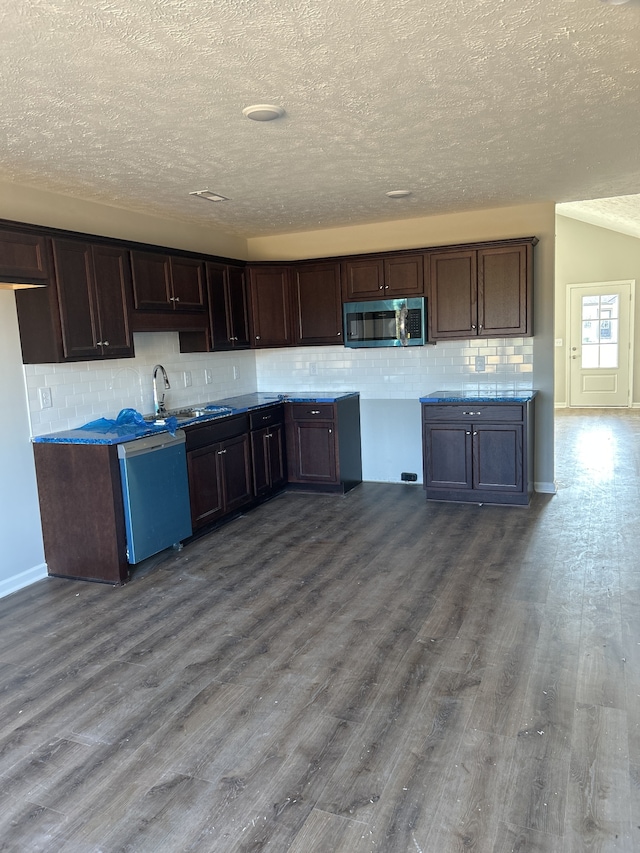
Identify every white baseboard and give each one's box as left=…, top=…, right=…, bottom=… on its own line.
left=0, top=563, right=47, bottom=600
left=554, top=401, right=568, bottom=409
left=535, top=481, right=557, bottom=495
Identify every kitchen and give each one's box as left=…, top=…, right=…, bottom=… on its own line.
left=0, top=187, right=555, bottom=597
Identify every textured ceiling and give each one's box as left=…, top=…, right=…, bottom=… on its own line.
left=1, top=0, right=640, bottom=238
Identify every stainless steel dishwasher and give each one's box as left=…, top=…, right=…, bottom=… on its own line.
left=117, top=430, right=192, bottom=563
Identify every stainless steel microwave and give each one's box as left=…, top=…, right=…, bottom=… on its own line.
left=343, top=297, right=426, bottom=348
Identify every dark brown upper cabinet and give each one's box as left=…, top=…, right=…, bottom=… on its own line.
left=428, top=239, right=535, bottom=341
left=0, top=226, right=50, bottom=285
left=292, top=261, right=343, bottom=346
left=130, top=250, right=206, bottom=312
left=247, top=265, right=294, bottom=348
left=342, top=253, right=424, bottom=301
left=15, top=238, right=134, bottom=363
left=207, top=262, right=250, bottom=350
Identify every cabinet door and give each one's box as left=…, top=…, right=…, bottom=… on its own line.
left=251, top=428, right=270, bottom=497
left=384, top=254, right=424, bottom=296
left=187, top=445, right=224, bottom=528
left=0, top=229, right=50, bottom=283
left=248, top=266, right=293, bottom=347
left=51, top=239, right=99, bottom=360
left=227, top=266, right=250, bottom=347
left=91, top=244, right=134, bottom=358
left=208, top=263, right=249, bottom=350
left=130, top=251, right=172, bottom=310
left=293, top=262, right=343, bottom=345
left=170, top=257, right=206, bottom=310
left=428, top=250, right=477, bottom=340
left=290, top=420, right=338, bottom=483
left=473, top=424, right=523, bottom=492
left=478, top=244, right=531, bottom=337
left=267, top=423, right=286, bottom=491
left=342, top=257, right=385, bottom=300
left=220, top=433, right=252, bottom=513
left=423, top=423, right=473, bottom=490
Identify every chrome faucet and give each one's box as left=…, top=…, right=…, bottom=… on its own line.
left=152, top=364, right=170, bottom=415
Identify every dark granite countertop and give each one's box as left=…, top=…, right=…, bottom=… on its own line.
left=32, top=392, right=360, bottom=446
left=420, top=390, right=537, bottom=403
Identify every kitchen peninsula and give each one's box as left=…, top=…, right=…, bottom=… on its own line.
left=32, top=392, right=362, bottom=585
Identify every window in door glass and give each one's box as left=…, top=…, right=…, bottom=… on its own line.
left=581, top=294, right=619, bottom=369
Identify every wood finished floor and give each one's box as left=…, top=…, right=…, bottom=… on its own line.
left=1, top=409, right=640, bottom=852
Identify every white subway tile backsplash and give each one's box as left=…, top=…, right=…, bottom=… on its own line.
left=25, top=333, right=533, bottom=436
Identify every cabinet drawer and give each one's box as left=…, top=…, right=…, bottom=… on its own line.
left=184, top=413, right=248, bottom=451
left=423, top=404, right=523, bottom=423
left=249, top=405, right=284, bottom=431
left=289, top=403, right=335, bottom=421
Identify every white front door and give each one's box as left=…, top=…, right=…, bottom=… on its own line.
left=568, top=281, right=634, bottom=407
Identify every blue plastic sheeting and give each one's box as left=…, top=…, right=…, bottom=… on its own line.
left=80, top=408, right=179, bottom=436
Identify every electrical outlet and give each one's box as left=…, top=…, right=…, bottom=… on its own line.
left=475, top=355, right=486, bottom=372
left=309, top=363, right=317, bottom=376
left=38, top=387, right=53, bottom=409
left=555, top=338, right=564, bottom=347
left=205, top=368, right=213, bottom=385
left=183, top=370, right=192, bottom=388
left=233, top=365, right=239, bottom=381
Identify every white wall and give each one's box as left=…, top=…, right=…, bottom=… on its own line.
left=0, top=293, right=47, bottom=596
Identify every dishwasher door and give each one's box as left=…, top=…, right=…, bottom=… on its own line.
left=117, top=430, right=192, bottom=563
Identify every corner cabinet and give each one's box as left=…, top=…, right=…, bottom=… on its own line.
left=422, top=398, right=535, bottom=505
left=207, top=262, right=250, bottom=350
left=285, top=396, right=362, bottom=493
left=15, top=238, right=134, bottom=363
left=428, top=238, right=536, bottom=340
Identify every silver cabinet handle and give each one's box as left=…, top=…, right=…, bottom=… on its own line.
left=473, top=431, right=478, bottom=436
left=103, top=341, right=109, bottom=347
left=217, top=449, right=227, bottom=455
left=310, top=410, right=320, bottom=415
left=337, top=331, right=341, bottom=336
left=462, top=411, right=481, bottom=416
left=328, top=429, right=332, bottom=434
left=255, top=335, right=261, bottom=340
left=466, top=431, right=471, bottom=435
left=471, top=324, right=476, bottom=330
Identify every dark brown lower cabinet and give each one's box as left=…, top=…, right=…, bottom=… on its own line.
left=422, top=401, right=534, bottom=505
left=286, top=396, right=362, bottom=494
left=33, top=443, right=129, bottom=584
left=249, top=405, right=286, bottom=499
left=185, top=415, right=252, bottom=530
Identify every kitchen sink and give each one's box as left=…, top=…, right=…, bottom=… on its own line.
left=143, top=405, right=233, bottom=425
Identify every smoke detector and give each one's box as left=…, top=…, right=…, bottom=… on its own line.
left=242, top=104, right=285, bottom=122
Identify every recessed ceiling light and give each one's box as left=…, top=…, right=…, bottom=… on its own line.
left=242, top=104, right=285, bottom=122
left=386, top=190, right=412, bottom=199
left=189, top=190, right=229, bottom=202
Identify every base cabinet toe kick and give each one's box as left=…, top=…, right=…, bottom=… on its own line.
left=421, top=396, right=535, bottom=506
